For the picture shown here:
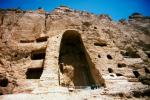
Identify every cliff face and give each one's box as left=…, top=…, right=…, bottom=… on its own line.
left=0, top=7, right=150, bottom=99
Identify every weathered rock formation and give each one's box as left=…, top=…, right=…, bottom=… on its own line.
left=0, top=6, right=150, bottom=99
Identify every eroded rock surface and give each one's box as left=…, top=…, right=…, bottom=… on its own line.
left=0, top=6, right=150, bottom=99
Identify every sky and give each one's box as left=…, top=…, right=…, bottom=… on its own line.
left=0, top=0, right=150, bottom=21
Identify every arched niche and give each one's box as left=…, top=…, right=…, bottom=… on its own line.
left=58, top=30, right=105, bottom=88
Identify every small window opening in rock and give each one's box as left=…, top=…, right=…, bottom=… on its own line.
left=120, top=51, right=140, bottom=58
left=31, top=49, right=46, bottom=60
left=14, top=54, right=17, bottom=57
left=133, top=70, right=140, bottom=78
left=0, top=78, right=8, bottom=87
left=116, top=73, right=123, bottom=76
left=36, top=36, right=48, bottom=42
left=146, top=53, right=150, bottom=58
left=132, top=91, right=142, bottom=98
left=118, top=63, right=126, bottom=68
left=108, top=68, right=113, bottom=73
left=20, top=40, right=34, bottom=43
left=118, top=93, right=124, bottom=97
left=98, top=54, right=101, bottom=58
left=144, top=67, right=150, bottom=73
left=110, top=74, right=114, bottom=77
left=107, top=54, right=112, bottom=59
left=94, top=27, right=97, bottom=29
left=143, top=88, right=150, bottom=96
left=26, top=67, right=43, bottom=79
left=94, top=42, right=107, bottom=47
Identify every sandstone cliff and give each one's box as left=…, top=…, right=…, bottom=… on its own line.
left=0, top=6, right=150, bottom=99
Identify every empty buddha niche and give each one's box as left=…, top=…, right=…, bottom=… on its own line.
left=59, top=30, right=95, bottom=88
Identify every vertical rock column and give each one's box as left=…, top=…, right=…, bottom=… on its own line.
left=40, top=34, right=62, bottom=86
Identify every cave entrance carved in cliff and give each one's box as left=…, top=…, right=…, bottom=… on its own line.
left=26, top=67, right=43, bottom=79
left=31, top=49, right=46, bottom=60
left=58, top=30, right=97, bottom=88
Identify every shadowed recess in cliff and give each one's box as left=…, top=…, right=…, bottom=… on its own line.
left=58, top=30, right=104, bottom=88
left=26, top=67, right=43, bottom=79
left=31, top=49, right=46, bottom=60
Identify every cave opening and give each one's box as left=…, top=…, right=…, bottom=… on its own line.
left=144, top=67, right=150, bottom=73
left=146, top=53, right=150, bottom=58
left=31, top=49, right=46, bottom=60
left=26, top=67, right=43, bottom=79
left=94, top=42, right=107, bottom=47
left=58, top=30, right=95, bottom=87
left=20, top=40, right=34, bottom=43
left=133, top=70, right=140, bottom=78
left=36, top=36, right=48, bottom=42
left=120, top=51, right=140, bottom=58
left=116, top=73, right=123, bottom=76
left=118, top=63, right=126, bottom=68
left=0, top=78, right=8, bottom=87
left=108, top=68, right=113, bottom=73
left=107, top=54, right=113, bottom=59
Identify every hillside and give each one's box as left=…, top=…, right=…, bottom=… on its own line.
left=0, top=6, right=150, bottom=99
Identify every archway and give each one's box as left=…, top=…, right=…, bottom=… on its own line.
left=58, top=30, right=95, bottom=87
